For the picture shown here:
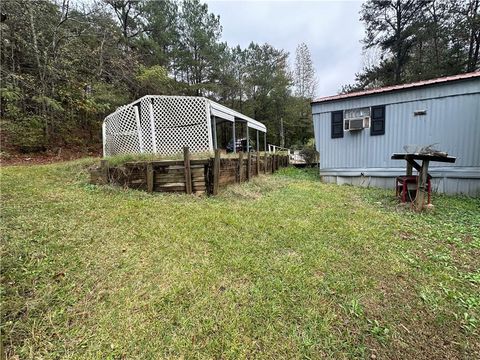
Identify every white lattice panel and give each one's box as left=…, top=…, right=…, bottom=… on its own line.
left=103, top=96, right=211, bottom=157
left=140, top=99, right=154, bottom=153
left=104, top=105, right=141, bottom=156
left=150, top=96, right=210, bottom=155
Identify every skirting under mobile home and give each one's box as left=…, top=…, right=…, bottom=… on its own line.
left=311, top=72, right=480, bottom=196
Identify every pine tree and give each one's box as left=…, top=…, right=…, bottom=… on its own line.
left=293, top=43, right=317, bottom=99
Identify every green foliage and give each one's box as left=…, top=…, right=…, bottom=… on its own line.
left=299, top=137, right=318, bottom=165
left=345, top=0, right=480, bottom=90
left=1, top=0, right=314, bottom=152
left=136, top=65, right=172, bottom=96
left=0, top=86, right=22, bottom=101
left=7, top=116, right=47, bottom=152
left=32, top=95, right=64, bottom=113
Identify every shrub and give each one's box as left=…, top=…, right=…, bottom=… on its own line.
left=299, top=138, right=319, bottom=165
left=7, top=116, right=47, bottom=153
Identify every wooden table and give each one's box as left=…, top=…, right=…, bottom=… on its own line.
left=391, top=153, right=456, bottom=209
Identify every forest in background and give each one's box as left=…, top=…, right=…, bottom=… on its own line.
left=345, top=0, right=479, bottom=91
left=0, top=0, right=316, bottom=154
left=0, top=0, right=479, bottom=154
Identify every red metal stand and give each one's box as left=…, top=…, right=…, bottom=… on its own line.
left=395, top=176, right=431, bottom=204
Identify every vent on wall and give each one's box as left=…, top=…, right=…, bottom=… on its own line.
left=414, top=110, right=427, bottom=116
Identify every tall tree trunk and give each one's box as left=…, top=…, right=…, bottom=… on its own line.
left=394, top=0, right=403, bottom=83
left=28, top=4, right=48, bottom=137
left=467, top=0, right=479, bottom=71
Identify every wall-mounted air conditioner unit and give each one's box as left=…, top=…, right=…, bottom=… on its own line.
left=344, top=117, right=370, bottom=131
left=344, top=107, right=371, bottom=132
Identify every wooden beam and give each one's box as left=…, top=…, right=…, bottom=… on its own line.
left=183, top=147, right=192, bottom=194
left=256, top=151, right=260, bottom=175
left=406, top=158, right=422, bottom=173
left=247, top=151, right=252, bottom=181
left=213, top=149, right=220, bottom=195
left=238, top=151, right=244, bottom=183
left=414, top=160, right=429, bottom=210
left=406, top=162, right=413, bottom=176
left=146, top=162, right=154, bottom=192
left=391, top=153, right=456, bottom=163
left=100, top=159, right=109, bottom=184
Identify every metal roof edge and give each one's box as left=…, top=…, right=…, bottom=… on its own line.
left=312, top=72, right=480, bottom=105
left=206, top=98, right=267, bottom=133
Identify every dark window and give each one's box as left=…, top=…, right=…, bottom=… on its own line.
left=370, top=105, right=385, bottom=136
left=331, top=110, right=344, bottom=138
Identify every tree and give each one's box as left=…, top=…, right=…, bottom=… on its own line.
left=104, top=0, right=145, bottom=43
left=243, top=43, right=292, bottom=145
left=174, top=0, right=226, bottom=95
left=0, top=0, right=312, bottom=153
left=449, top=0, right=480, bottom=72
left=343, top=0, right=478, bottom=92
left=361, top=0, right=428, bottom=84
left=139, top=0, right=179, bottom=67
left=293, top=42, right=317, bottom=99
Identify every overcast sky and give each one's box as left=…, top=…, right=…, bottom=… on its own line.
left=205, top=0, right=365, bottom=98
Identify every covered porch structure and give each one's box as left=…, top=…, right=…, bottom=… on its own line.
left=209, top=101, right=267, bottom=153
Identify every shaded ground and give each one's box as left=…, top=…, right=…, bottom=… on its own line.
left=1, top=162, right=479, bottom=359
left=0, top=147, right=101, bottom=166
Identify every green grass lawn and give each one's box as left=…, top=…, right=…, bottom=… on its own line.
left=1, top=160, right=479, bottom=359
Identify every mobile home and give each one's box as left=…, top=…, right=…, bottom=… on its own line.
left=311, top=72, right=480, bottom=196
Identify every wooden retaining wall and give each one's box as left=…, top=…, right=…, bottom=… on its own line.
left=90, top=148, right=289, bottom=195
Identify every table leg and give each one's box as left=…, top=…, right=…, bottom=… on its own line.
left=406, top=162, right=413, bottom=176
left=415, top=160, right=429, bottom=210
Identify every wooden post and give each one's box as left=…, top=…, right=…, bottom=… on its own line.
left=238, top=151, right=244, bottom=183
left=414, top=160, right=429, bottom=210
left=146, top=162, right=154, bottom=192
left=256, top=151, right=260, bottom=176
left=406, top=162, right=413, bottom=176
left=271, top=155, right=275, bottom=173
left=183, top=147, right=192, bottom=194
left=212, top=149, right=220, bottom=195
left=100, top=159, right=109, bottom=184
left=264, top=153, right=268, bottom=174
left=247, top=151, right=252, bottom=181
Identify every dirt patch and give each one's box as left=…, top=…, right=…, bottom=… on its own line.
left=1, top=147, right=101, bottom=166
left=362, top=274, right=479, bottom=359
